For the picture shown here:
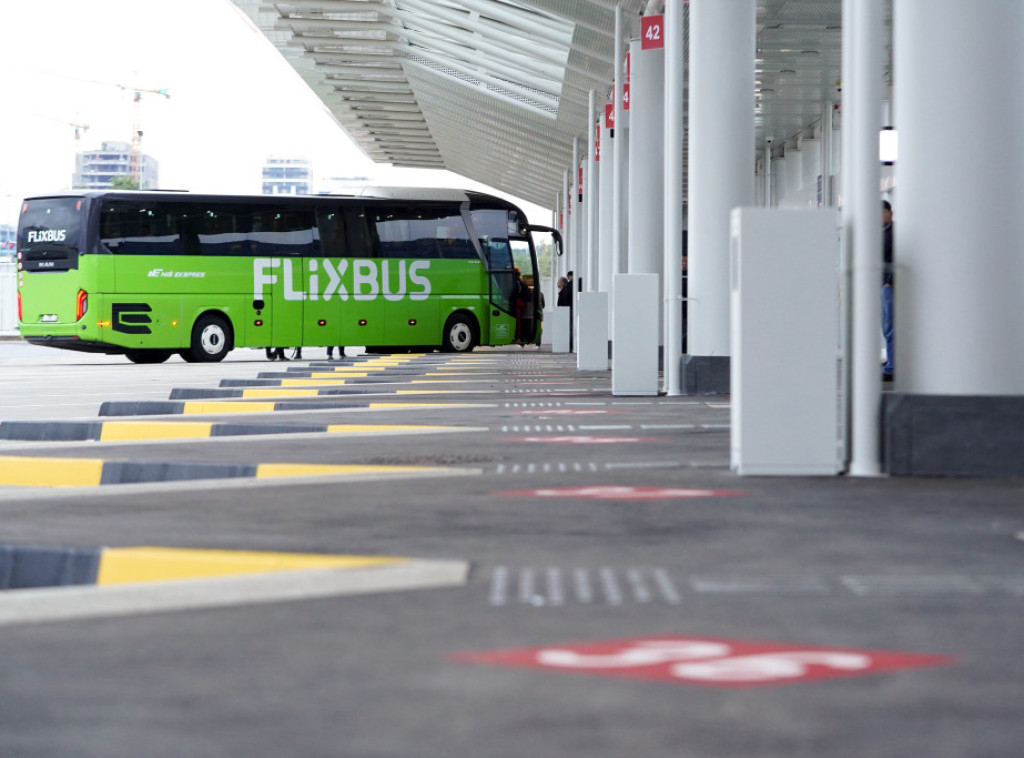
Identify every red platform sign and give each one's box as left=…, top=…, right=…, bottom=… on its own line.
left=453, top=635, right=954, bottom=688
left=641, top=15, right=665, bottom=50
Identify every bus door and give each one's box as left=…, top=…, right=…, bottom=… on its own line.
left=249, top=207, right=313, bottom=349
left=335, top=205, right=385, bottom=347
left=508, top=238, right=539, bottom=343
left=303, top=207, right=347, bottom=349
left=369, top=205, right=451, bottom=347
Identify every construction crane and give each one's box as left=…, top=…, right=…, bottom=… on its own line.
left=38, top=71, right=170, bottom=185
left=36, top=114, right=91, bottom=141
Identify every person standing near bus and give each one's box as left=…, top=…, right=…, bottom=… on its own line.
left=556, top=276, right=570, bottom=307
left=327, top=346, right=346, bottom=359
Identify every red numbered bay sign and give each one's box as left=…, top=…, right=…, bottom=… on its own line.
left=453, top=635, right=954, bottom=689
left=641, top=15, right=665, bottom=50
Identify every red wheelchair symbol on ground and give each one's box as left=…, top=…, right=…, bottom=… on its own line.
left=452, top=635, right=954, bottom=688
left=494, top=486, right=745, bottom=501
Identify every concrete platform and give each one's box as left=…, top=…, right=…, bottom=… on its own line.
left=0, top=341, right=1021, bottom=758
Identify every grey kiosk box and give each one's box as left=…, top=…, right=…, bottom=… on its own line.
left=730, top=207, right=843, bottom=475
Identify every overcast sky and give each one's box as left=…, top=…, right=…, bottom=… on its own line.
left=0, top=0, right=548, bottom=227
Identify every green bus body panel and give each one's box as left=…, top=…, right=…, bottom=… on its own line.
left=20, top=254, right=518, bottom=351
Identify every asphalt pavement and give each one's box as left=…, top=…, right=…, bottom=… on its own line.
left=0, top=339, right=1022, bottom=758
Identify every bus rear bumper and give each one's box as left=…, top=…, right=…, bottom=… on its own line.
left=24, top=336, right=126, bottom=355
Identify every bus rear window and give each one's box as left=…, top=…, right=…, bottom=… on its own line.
left=18, top=199, right=82, bottom=272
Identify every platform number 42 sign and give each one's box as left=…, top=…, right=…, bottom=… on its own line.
left=641, top=15, right=664, bottom=50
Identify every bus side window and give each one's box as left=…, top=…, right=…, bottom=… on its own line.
left=316, top=208, right=348, bottom=258
left=249, top=208, right=317, bottom=257
left=346, top=208, right=375, bottom=258
left=372, top=205, right=467, bottom=260
left=101, top=201, right=184, bottom=255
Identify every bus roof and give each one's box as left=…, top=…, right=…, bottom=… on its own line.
left=22, top=188, right=514, bottom=206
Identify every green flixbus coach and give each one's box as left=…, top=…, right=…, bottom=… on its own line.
left=16, top=188, right=559, bottom=363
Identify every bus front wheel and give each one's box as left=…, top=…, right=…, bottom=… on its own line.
left=442, top=313, right=477, bottom=353
left=189, top=313, right=233, bottom=362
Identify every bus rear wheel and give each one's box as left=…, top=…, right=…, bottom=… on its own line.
left=189, top=313, right=233, bottom=362
left=125, top=349, right=173, bottom=364
left=442, top=313, right=477, bottom=353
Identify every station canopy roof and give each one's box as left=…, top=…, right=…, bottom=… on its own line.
left=236, top=1, right=889, bottom=211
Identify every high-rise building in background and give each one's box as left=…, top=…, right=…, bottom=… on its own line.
left=262, top=157, right=312, bottom=195
left=73, top=141, right=159, bottom=190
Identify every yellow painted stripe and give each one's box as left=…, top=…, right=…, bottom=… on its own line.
left=308, top=372, right=371, bottom=378
left=97, top=546, right=406, bottom=586
left=281, top=378, right=350, bottom=386
left=99, top=421, right=215, bottom=442
left=0, top=455, right=105, bottom=487
left=182, top=401, right=278, bottom=415
left=241, top=389, right=319, bottom=398
left=255, top=462, right=438, bottom=478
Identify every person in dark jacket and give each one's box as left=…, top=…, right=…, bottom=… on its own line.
left=556, top=276, right=571, bottom=306
left=881, top=200, right=895, bottom=381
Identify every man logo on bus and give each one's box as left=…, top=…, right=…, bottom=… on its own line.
left=253, top=258, right=431, bottom=302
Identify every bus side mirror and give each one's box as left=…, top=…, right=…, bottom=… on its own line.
left=527, top=225, right=563, bottom=256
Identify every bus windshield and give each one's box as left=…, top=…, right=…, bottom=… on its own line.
left=18, top=198, right=83, bottom=272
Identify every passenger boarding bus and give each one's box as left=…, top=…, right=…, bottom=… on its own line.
left=16, top=188, right=558, bottom=363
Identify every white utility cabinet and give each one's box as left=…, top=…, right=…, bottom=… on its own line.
left=730, top=208, right=842, bottom=475
left=577, top=292, right=609, bottom=370
left=612, top=274, right=659, bottom=396
left=548, top=306, right=571, bottom=353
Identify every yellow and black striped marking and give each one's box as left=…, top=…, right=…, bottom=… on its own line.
left=0, top=454, right=458, bottom=487
left=0, top=543, right=407, bottom=590
left=0, top=419, right=475, bottom=443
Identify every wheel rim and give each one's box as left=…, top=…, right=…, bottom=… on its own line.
left=449, top=322, right=472, bottom=351
left=200, top=323, right=226, bottom=355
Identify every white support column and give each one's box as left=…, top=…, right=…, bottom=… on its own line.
left=842, top=0, right=883, bottom=476
left=628, top=37, right=664, bottom=276
left=663, top=0, right=684, bottom=396
left=896, top=0, right=1024, bottom=396
left=821, top=100, right=834, bottom=208
left=552, top=192, right=560, bottom=307
left=687, top=0, right=755, bottom=359
left=598, top=122, right=614, bottom=297
left=561, top=170, right=570, bottom=279
left=586, top=89, right=598, bottom=294
left=611, top=4, right=625, bottom=282
left=571, top=135, right=580, bottom=281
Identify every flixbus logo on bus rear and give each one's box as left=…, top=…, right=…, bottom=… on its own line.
left=253, top=258, right=431, bottom=302
left=27, top=229, right=67, bottom=243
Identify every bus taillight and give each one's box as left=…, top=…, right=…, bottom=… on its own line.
left=75, top=289, right=88, bottom=321
left=16, top=291, right=21, bottom=323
